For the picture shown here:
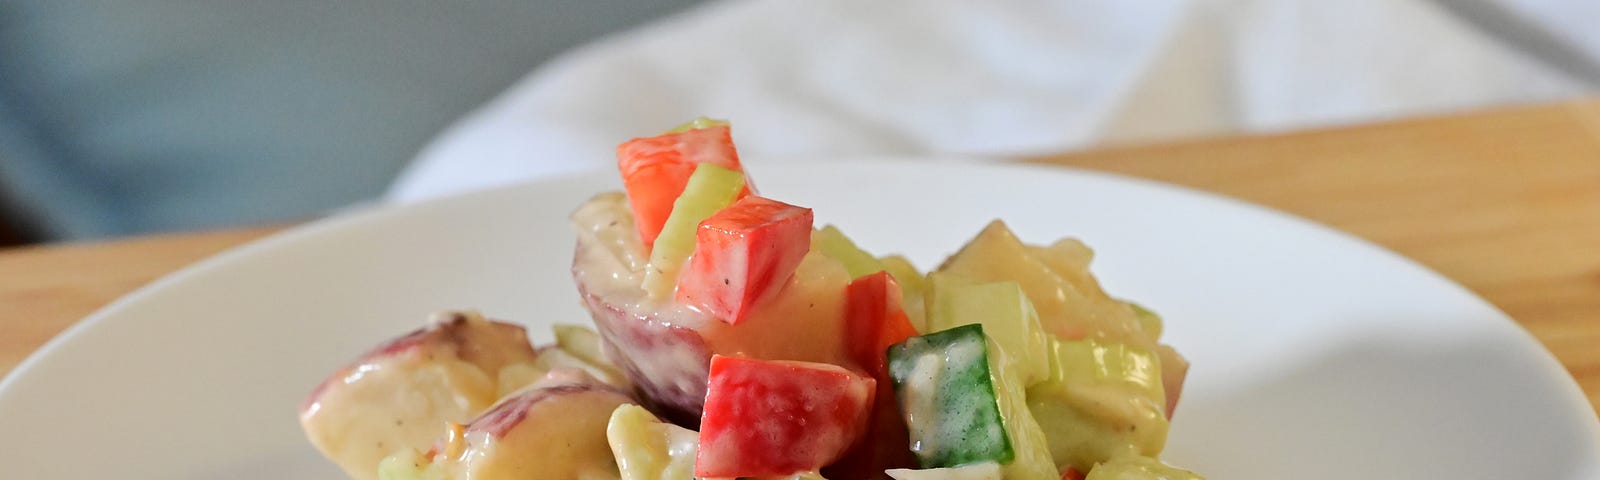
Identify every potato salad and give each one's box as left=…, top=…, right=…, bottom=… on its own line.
left=299, top=119, right=1206, bottom=480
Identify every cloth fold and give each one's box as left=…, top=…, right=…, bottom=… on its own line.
left=389, top=0, right=1595, bottom=203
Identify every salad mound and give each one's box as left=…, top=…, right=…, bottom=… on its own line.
left=299, top=119, right=1207, bottom=480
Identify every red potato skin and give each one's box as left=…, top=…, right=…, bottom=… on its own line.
left=696, top=356, right=875, bottom=478
left=300, top=312, right=535, bottom=414
left=577, top=283, right=713, bottom=428
left=423, top=371, right=635, bottom=479
left=461, top=378, right=631, bottom=440
left=616, top=126, right=747, bottom=250
left=825, top=272, right=920, bottom=479
left=676, top=196, right=814, bottom=325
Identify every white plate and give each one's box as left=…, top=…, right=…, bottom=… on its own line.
left=1, top=160, right=1595, bottom=479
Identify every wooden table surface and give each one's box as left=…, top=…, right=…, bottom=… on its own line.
left=2, top=100, right=1597, bottom=414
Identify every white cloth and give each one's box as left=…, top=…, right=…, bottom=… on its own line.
left=388, top=0, right=1598, bottom=202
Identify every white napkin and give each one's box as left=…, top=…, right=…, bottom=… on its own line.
left=388, top=0, right=1595, bottom=202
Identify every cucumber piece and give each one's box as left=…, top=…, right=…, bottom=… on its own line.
left=641, top=163, right=746, bottom=299
left=887, top=324, right=1056, bottom=480
left=888, top=324, right=1012, bottom=468
left=926, top=274, right=1049, bottom=386
left=664, top=117, right=729, bottom=133
left=880, top=254, right=928, bottom=332
left=814, top=225, right=886, bottom=279
left=1026, top=338, right=1169, bottom=472
left=1084, top=456, right=1205, bottom=480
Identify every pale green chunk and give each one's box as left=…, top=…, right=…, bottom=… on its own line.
left=1127, top=302, right=1163, bottom=341
left=989, top=341, right=1059, bottom=480
left=1027, top=338, right=1169, bottom=473
left=554, top=324, right=612, bottom=369
left=926, top=274, right=1049, bottom=386
left=921, top=274, right=1056, bottom=479
left=813, top=225, right=886, bottom=279
left=606, top=404, right=699, bottom=480
left=641, top=163, right=746, bottom=299
left=664, top=117, right=730, bottom=133
left=880, top=254, right=928, bottom=332
left=1084, top=456, right=1205, bottom=480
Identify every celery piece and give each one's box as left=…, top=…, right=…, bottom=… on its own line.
left=641, top=163, right=746, bottom=299
left=606, top=404, right=699, bottom=480
left=1127, top=302, right=1163, bottom=341
left=1026, top=338, right=1169, bottom=473
left=926, top=274, right=1049, bottom=386
left=813, top=225, right=886, bottom=279
left=880, top=254, right=928, bottom=332
left=938, top=221, right=1145, bottom=345
left=664, top=117, right=730, bottom=133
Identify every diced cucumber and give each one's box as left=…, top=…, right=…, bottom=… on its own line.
left=880, top=254, right=928, bottom=332
left=888, top=324, right=1012, bottom=468
left=925, top=274, right=1049, bottom=386
left=377, top=449, right=447, bottom=480
left=606, top=404, right=699, bottom=480
left=1084, top=456, right=1205, bottom=480
left=1026, top=338, right=1169, bottom=472
left=887, top=324, right=1055, bottom=480
left=814, top=225, right=887, bottom=279
left=664, top=117, right=730, bottom=133
left=641, top=163, right=746, bottom=299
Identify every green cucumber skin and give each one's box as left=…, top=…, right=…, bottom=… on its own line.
left=887, top=324, right=1014, bottom=468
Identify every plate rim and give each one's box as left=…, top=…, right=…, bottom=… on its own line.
left=3, top=156, right=1594, bottom=451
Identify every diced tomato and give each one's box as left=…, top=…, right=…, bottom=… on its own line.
left=844, top=271, right=921, bottom=377
left=1062, top=467, right=1086, bottom=480
left=675, top=196, right=813, bottom=325
left=616, top=125, right=747, bottom=249
left=825, top=272, right=921, bottom=478
left=697, top=356, right=874, bottom=478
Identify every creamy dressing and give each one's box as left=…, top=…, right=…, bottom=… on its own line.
left=436, top=373, right=630, bottom=480
left=571, top=193, right=861, bottom=423
left=299, top=312, right=543, bottom=480
left=885, top=462, right=1003, bottom=480
left=900, top=340, right=991, bottom=459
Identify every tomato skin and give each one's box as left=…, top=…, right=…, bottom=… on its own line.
left=696, top=355, right=874, bottom=478
left=675, top=196, right=813, bottom=325
left=615, top=125, right=744, bottom=249
left=825, top=271, right=921, bottom=479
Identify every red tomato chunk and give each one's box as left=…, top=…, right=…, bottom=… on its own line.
left=615, top=125, right=745, bottom=249
left=676, top=196, right=813, bottom=325
left=697, top=355, right=874, bottom=478
left=827, top=271, right=921, bottom=478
